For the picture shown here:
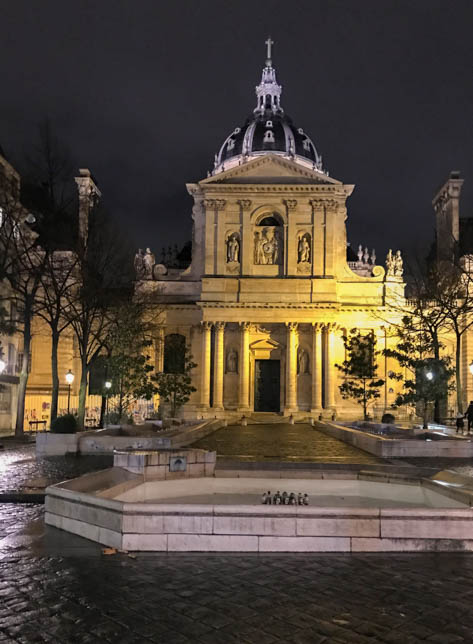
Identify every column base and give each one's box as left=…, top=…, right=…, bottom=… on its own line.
left=283, top=407, right=298, bottom=416
left=237, top=406, right=251, bottom=413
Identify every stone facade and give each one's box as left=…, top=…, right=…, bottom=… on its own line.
left=137, top=153, right=411, bottom=419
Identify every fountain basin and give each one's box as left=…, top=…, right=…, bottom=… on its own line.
left=45, top=462, right=473, bottom=552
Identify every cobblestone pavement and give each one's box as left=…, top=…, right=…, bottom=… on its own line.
left=1, top=505, right=473, bottom=643
left=194, top=423, right=381, bottom=464
left=0, top=443, right=112, bottom=494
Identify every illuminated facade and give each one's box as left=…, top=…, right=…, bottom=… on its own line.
left=136, top=44, right=413, bottom=419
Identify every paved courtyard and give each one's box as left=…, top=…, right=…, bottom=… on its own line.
left=1, top=503, right=473, bottom=643
left=194, top=422, right=381, bottom=464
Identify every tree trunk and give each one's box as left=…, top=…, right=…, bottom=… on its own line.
left=15, top=299, right=33, bottom=437
left=455, top=334, right=462, bottom=413
left=50, top=328, right=60, bottom=424
left=99, top=395, right=106, bottom=428
left=77, top=359, right=88, bottom=429
left=433, top=336, right=441, bottom=423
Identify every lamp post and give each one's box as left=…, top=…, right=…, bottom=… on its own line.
left=65, top=370, right=74, bottom=414
left=105, top=380, right=112, bottom=419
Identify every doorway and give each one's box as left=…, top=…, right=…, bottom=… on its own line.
left=254, top=359, right=280, bottom=412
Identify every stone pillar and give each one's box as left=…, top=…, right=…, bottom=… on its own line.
left=311, top=323, right=323, bottom=412
left=324, top=324, right=336, bottom=409
left=155, top=326, right=165, bottom=372
left=213, top=322, right=225, bottom=409
left=75, top=168, right=101, bottom=250
left=200, top=322, right=212, bottom=409
left=238, top=322, right=251, bottom=411
left=285, top=322, right=298, bottom=413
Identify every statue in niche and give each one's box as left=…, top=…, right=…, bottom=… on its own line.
left=134, top=248, right=145, bottom=279
left=226, top=234, right=240, bottom=263
left=298, top=234, right=311, bottom=263
left=298, top=349, right=309, bottom=374
left=255, top=228, right=280, bottom=265
left=143, top=247, right=155, bottom=279
left=226, top=348, right=238, bottom=373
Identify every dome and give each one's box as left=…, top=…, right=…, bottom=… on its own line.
left=212, top=39, right=325, bottom=176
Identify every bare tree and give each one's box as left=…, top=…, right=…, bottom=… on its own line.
left=36, top=251, right=79, bottom=423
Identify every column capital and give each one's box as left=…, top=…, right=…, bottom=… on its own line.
left=324, top=322, right=339, bottom=332
left=312, top=322, right=324, bottom=332
left=237, top=199, right=252, bottom=210
left=214, top=321, right=226, bottom=331
left=200, top=321, right=212, bottom=331
left=239, top=321, right=252, bottom=331
left=286, top=322, right=299, bottom=332
left=215, top=199, right=227, bottom=211
left=283, top=199, right=297, bottom=210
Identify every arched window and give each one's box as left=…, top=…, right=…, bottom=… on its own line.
left=164, top=334, right=186, bottom=373
left=257, top=214, right=282, bottom=227
left=263, top=130, right=275, bottom=143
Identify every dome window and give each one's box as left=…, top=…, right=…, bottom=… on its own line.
left=298, top=128, right=304, bottom=135
left=265, top=120, right=273, bottom=128
left=234, top=127, right=241, bottom=134
left=264, top=130, right=275, bottom=143
left=227, top=138, right=235, bottom=151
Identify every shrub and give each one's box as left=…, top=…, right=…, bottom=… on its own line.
left=381, top=412, right=396, bottom=424
left=50, top=414, right=78, bottom=434
left=105, top=411, right=134, bottom=426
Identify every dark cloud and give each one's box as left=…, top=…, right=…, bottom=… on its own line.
left=1, top=0, right=472, bottom=259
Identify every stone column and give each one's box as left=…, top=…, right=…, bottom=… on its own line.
left=200, top=322, right=212, bottom=409
left=324, top=324, right=336, bottom=409
left=285, top=322, right=298, bottom=412
left=213, top=322, right=225, bottom=409
left=311, top=323, right=323, bottom=412
left=155, top=326, right=165, bottom=372
left=238, top=322, right=251, bottom=411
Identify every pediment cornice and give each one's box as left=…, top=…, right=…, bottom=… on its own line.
left=199, top=154, right=342, bottom=185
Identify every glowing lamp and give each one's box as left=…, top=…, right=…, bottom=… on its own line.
left=0, top=359, right=6, bottom=374
left=65, top=369, right=75, bottom=385
left=426, top=371, right=433, bottom=381
left=105, top=380, right=112, bottom=390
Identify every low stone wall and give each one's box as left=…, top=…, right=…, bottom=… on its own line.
left=114, top=448, right=217, bottom=480
left=318, top=421, right=473, bottom=458
left=36, top=419, right=222, bottom=457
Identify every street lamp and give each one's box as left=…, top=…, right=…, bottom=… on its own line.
left=0, top=358, right=6, bottom=374
left=426, top=371, right=434, bottom=381
left=105, top=380, right=112, bottom=418
left=65, top=369, right=74, bottom=414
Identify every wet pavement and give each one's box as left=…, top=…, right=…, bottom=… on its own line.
left=1, top=503, right=473, bottom=643
left=193, top=423, right=382, bottom=464
left=0, top=442, right=112, bottom=494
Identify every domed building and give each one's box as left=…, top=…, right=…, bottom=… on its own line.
left=137, top=41, right=410, bottom=419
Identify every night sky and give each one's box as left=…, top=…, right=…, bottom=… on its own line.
left=1, top=0, right=472, bottom=262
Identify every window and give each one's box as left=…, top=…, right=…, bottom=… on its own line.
left=265, top=120, right=273, bottom=128
left=264, top=130, right=275, bottom=143
left=258, top=214, right=282, bottom=227
left=164, top=334, right=186, bottom=374
left=303, top=138, right=311, bottom=151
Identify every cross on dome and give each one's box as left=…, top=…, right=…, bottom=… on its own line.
left=265, top=36, right=274, bottom=66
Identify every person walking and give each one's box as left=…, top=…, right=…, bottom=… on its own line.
left=465, top=401, right=473, bottom=435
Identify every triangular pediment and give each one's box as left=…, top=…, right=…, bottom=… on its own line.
left=249, top=338, right=281, bottom=351
left=200, top=154, right=341, bottom=186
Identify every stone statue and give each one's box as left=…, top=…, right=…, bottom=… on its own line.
left=226, top=349, right=238, bottom=373
left=394, top=250, right=403, bottom=276
left=143, top=247, right=155, bottom=279
left=134, top=248, right=145, bottom=278
left=357, top=244, right=363, bottom=263
left=254, top=231, right=264, bottom=265
left=255, top=228, right=280, bottom=265
left=226, top=234, right=240, bottom=263
left=298, top=235, right=310, bottom=263
left=298, top=349, right=309, bottom=374
left=386, top=249, right=394, bottom=276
